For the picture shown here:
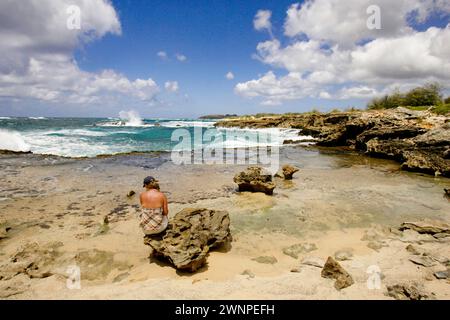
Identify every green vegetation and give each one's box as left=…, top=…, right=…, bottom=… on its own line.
left=367, top=83, right=449, bottom=115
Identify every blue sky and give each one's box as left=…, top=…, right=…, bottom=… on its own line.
left=0, top=0, right=449, bottom=118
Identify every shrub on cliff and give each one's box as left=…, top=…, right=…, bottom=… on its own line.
left=367, top=83, right=444, bottom=110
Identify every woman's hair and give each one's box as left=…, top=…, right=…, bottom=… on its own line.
left=145, top=180, right=160, bottom=190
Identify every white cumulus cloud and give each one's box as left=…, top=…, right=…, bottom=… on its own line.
left=0, top=0, right=159, bottom=105
left=236, top=0, right=450, bottom=106
left=254, top=10, right=272, bottom=33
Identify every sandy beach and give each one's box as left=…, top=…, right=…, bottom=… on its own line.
left=1, top=145, right=449, bottom=299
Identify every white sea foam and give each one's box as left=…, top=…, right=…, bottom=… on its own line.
left=0, top=117, right=11, bottom=120
left=119, top=110, right=144, bottom=126
left=0, top=129, right=31, bottom=152
left=161, top=120, right=215, bottom=128
left=43, top=129, right=109, bottom=137
left=28, top=117, right=47, bottom=120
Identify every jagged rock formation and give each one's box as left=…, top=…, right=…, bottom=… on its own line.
left=233, top=166, right=276, bottom=195
left=144, top=208, right=231, bottom=272
left=215, top=108, right=450, bottom=177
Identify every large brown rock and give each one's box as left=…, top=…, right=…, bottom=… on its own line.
left=321, top=256, right=354, bottom=290
left=281, top=165, right=299, bottom=180
left=144, top=208, right=231, bottom=272
left=233, top=166, right=276, bottom=195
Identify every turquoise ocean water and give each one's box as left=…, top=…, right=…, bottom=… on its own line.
left=0, top=115, right=307, bottom=158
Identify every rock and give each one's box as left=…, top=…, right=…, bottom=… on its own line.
left=215, top=108, right=450, bottom=177
left=113, top=272, right=130, bottom=283
left=301, top=256, right=325, bottom=268
left=144, top=208, right=231, bottom=272
left=405, top=244, right=422, bottom=255
left=281, top=165, right=299, bottom=180
left=74, top=249, right=131, bottom=281
left=386, top=283, right=430, bottom=300
left=409, top=256, right=436, bottom=267
left=445, top=189, right=450, bottom=198
left=290, top=267, right=302, bottom=273
left=252, top=256, right=277, bottom=264
left=233, top=166, right=276, bottom=195
left=127, top=190, right=136, bottom=198
left=0, top=220, right=9, bottom=240
left=0, top=242, right=63, bottom=280
left=241, top=269, right=255, bottom=278
left=321, top=257, right=354, bottom=290
left=400, top=220, right=450, bottom=238
left=367, top=241, right=385, bottom=251
left=434, top=270, right=449, bottom=280
left=282, top=243, right=317, bottom=259
left=334, top=250, right=353, bottom=261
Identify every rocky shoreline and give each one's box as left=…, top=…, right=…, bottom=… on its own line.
left=215, top=107, right=450, bottom=177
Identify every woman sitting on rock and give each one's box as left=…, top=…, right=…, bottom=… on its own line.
left=139, top=176, right=169, bottom=235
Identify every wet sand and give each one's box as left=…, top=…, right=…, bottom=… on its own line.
left=0, top=146, right=449, bottom=299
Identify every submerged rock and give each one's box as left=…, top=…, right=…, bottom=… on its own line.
left=144, top=208, right=231, bottom=272
left=445, top=189, right=450, bottom=198
left=0, top=242, right=63, bottom=280
left=252, top=256, right=277, bottom=264
left=233, top=166, right=276, bottom=195
left=321, top=256, right=354, bottom=290
left=282, top=243, right=317, bottom=259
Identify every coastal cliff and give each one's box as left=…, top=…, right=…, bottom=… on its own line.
left=215, top=107, right=450, bottom=177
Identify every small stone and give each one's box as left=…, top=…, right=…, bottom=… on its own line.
left=290, top=268, right=302, bottom=273
left=241, top=269, right=255, bottom=278
left=409, top=255, right=436, bottom=267
left=112, top=272, right=130, bottom=283
left=127, top=190, right=136, bottom=198
left=301, top=256, right=325, bottom=268
left=367, top=241, right=384, bottom=251
left=444, top=189, right=450, bottom=198
left=282, top=243, right=317, bottom=259
left=252, top=256, right=278, bottom=264
left=334, top=250, right=353, bottom=261
left=321, top=256, right=354, bottom=290
left=405, top=244, right=421, bottom=255
left=434, top=270, right=449, bottom=280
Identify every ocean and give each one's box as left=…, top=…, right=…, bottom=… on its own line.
left=0, top=113, right=310, bottom=158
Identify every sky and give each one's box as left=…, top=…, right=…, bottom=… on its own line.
left=0, top=0, right=449, bottom=118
